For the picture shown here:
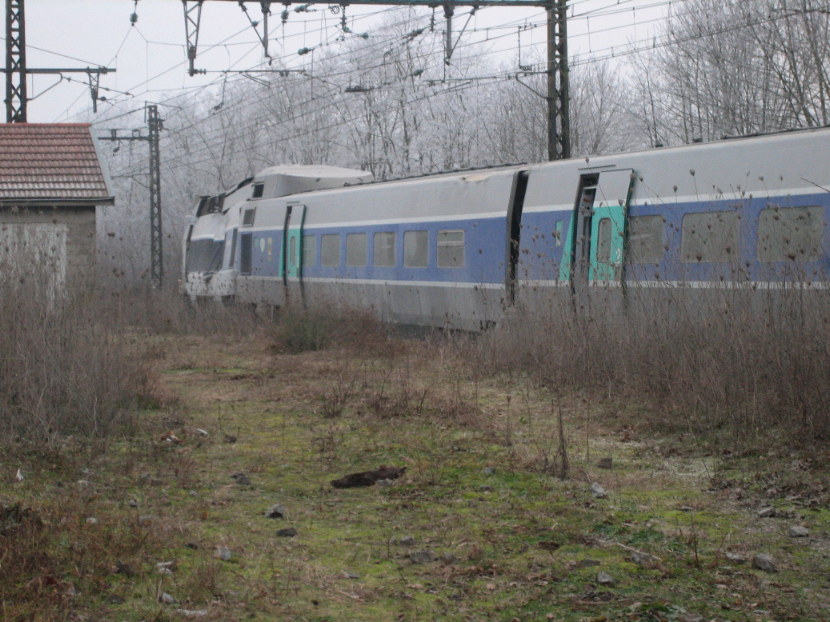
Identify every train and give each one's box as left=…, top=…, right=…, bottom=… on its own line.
left=182, top=127, right=830, bottom=330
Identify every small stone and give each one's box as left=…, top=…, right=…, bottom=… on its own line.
left=160, top=592, right=177, bottom=604
left=398, top=535, right=416, bottom=546
left=85, top=517, right=98, bottom=525
left=196, top=428, right=209, bottom=437
left=344, top=572, right=360, bottom=579
left=188, top=490, right=198, bottom=496
left=127, top=499, right=139, bottom=508
left=483, top=467, right=496, bottom=475
left=590, top=483, right=608, bottom=499
left=155, top=561, right=176, bottom=574
left=788, top=525, right=809, bottom=538
left=276, top=527, right=298, bottom=537
left=231, top=472, right=251, bottom=486
left=752, top=553, right=777, bottom=573
left=177, top=610, right=208, bottom=618
left=215, top=546, right=232, bottom=561
left=409, top=550, right=435, bottom=564
left=678, top=505, right=693, bottom=512
left=596, top=571, right=615, bottom=586
left=597, top=457, right=613, bottom=469
left=757, top=506, right=776, bottom=518
left=376, top=478, right=392, bottom=487
left=138, top=515, right=154, bottom=524
left=76, top=479, right=91, bottom=487
left=264, top=503, right=285, bottom=519
left=724, top=552, right=746, bottom=564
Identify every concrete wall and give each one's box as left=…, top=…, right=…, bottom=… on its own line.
left=0, top=206, right=96, bottom=296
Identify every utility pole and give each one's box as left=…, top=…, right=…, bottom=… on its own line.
left=98, top=104, right=165, bottom=289
left=547, top=0, right=569, bottom=160
left=5, top=0, right=25, bottom=122
left=4, top=0, right=115, bottom=122
left=147, top=105, right=163, bottom=288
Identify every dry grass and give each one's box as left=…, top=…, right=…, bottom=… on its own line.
left=0, top=278, right=151, bottom=447
left=470, top=286, right=830, bottom=449
left=1, top=318, right=828, bottom=620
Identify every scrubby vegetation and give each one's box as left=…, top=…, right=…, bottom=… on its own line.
left=1, top=287, right=828, bottom=620
left=0, top=283, right=146, bottom=446
left=472, top=287, right=830, bottom=448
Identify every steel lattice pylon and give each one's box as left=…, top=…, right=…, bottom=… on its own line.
left=147, top=104, right=164, bottom=288
left=5, top=0, right=27, bottom=122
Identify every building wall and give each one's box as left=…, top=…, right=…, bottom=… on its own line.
left=0, top=206, right=96, bottom=296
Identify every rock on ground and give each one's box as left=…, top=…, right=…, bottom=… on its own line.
left=752, top=553, right=777, bottom=573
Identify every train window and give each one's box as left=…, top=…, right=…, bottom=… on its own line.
left=346, top=233, right=367, bottom=267
left=321, top=234, right=340, bottom=267
left=596, top=219, right=612, bottom=264
left=554, top=221, right=563, bottom=247
left=404, top=230, right=428, bottom=268
left=437, top=230, right=465, bottom=268
left=289, top=236, right=297, bottom=266
left=757, top=206, right=823, bottom=262
left=252, top=183, right=264, bottom=198
left=373, top=232, right=395, bottom=267
left=626, top=215, right=666, bottom=264
left=229, top=229, right=237, bottom=268
left=242, top=208, right=256, bottom=227
left=303, top=235, right=316, bottom=267
left=681, top=211, right=740, bottom=262
left=185, top=239, right=225, bottom=273
left=196, top=196, right=209, bottom=217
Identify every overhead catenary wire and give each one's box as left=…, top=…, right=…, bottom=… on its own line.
left=100, top=0, right=827, bottom=181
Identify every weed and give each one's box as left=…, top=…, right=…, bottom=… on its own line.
left=469, top=286, right=830, bottom=450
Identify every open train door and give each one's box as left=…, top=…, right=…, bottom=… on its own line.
left=589, top=169, right=633, bottom=284
left=568, top=169, right=633, bottom=293
left=280, top=203, right=307, bottom=305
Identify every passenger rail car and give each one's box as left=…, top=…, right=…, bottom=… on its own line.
left=183, top=129, right=830, bottom=329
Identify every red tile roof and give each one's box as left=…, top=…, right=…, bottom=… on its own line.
left=0, top=123, right=113, bottom=204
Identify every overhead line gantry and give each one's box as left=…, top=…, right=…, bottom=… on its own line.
left=3, top=0, right=114, bottom=122
left=178, top=0, right=569, bottom=160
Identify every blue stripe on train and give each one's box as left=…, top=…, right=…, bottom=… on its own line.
left=248, top=217, right=509, bottom=284
left=237, top=191, right=830, bottom=285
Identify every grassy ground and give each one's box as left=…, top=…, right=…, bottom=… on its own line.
left=2, top=330, right=829, bottom=621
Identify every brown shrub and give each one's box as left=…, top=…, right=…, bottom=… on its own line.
left=0, top=261, right=161, bottom=446
left=469, top=286, right=830, bottom=448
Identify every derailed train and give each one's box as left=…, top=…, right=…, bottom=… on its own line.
left=183, top=128, right=830, bottom=329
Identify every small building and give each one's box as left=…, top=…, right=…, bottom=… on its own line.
left=0, top=123, right=114, bottom=295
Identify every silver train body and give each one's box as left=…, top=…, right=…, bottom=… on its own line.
left=183, top=129, right=830, bottom=329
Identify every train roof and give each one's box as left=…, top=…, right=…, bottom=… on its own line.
left=253, top=165, right=373, bottom=199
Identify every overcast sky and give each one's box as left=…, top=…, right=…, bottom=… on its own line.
left=12, top=0, right=667, bottom=124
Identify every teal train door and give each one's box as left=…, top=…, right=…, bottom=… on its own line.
left=281, top=204, right=306, bottom=283
left=560, top=169, right=634, bottom=289
left=589, top=170, right=633, bottom=283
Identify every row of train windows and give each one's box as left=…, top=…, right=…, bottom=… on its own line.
left=295, top=230, right=465, bottom=269
left=623, top=206, right=825, bottom=264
